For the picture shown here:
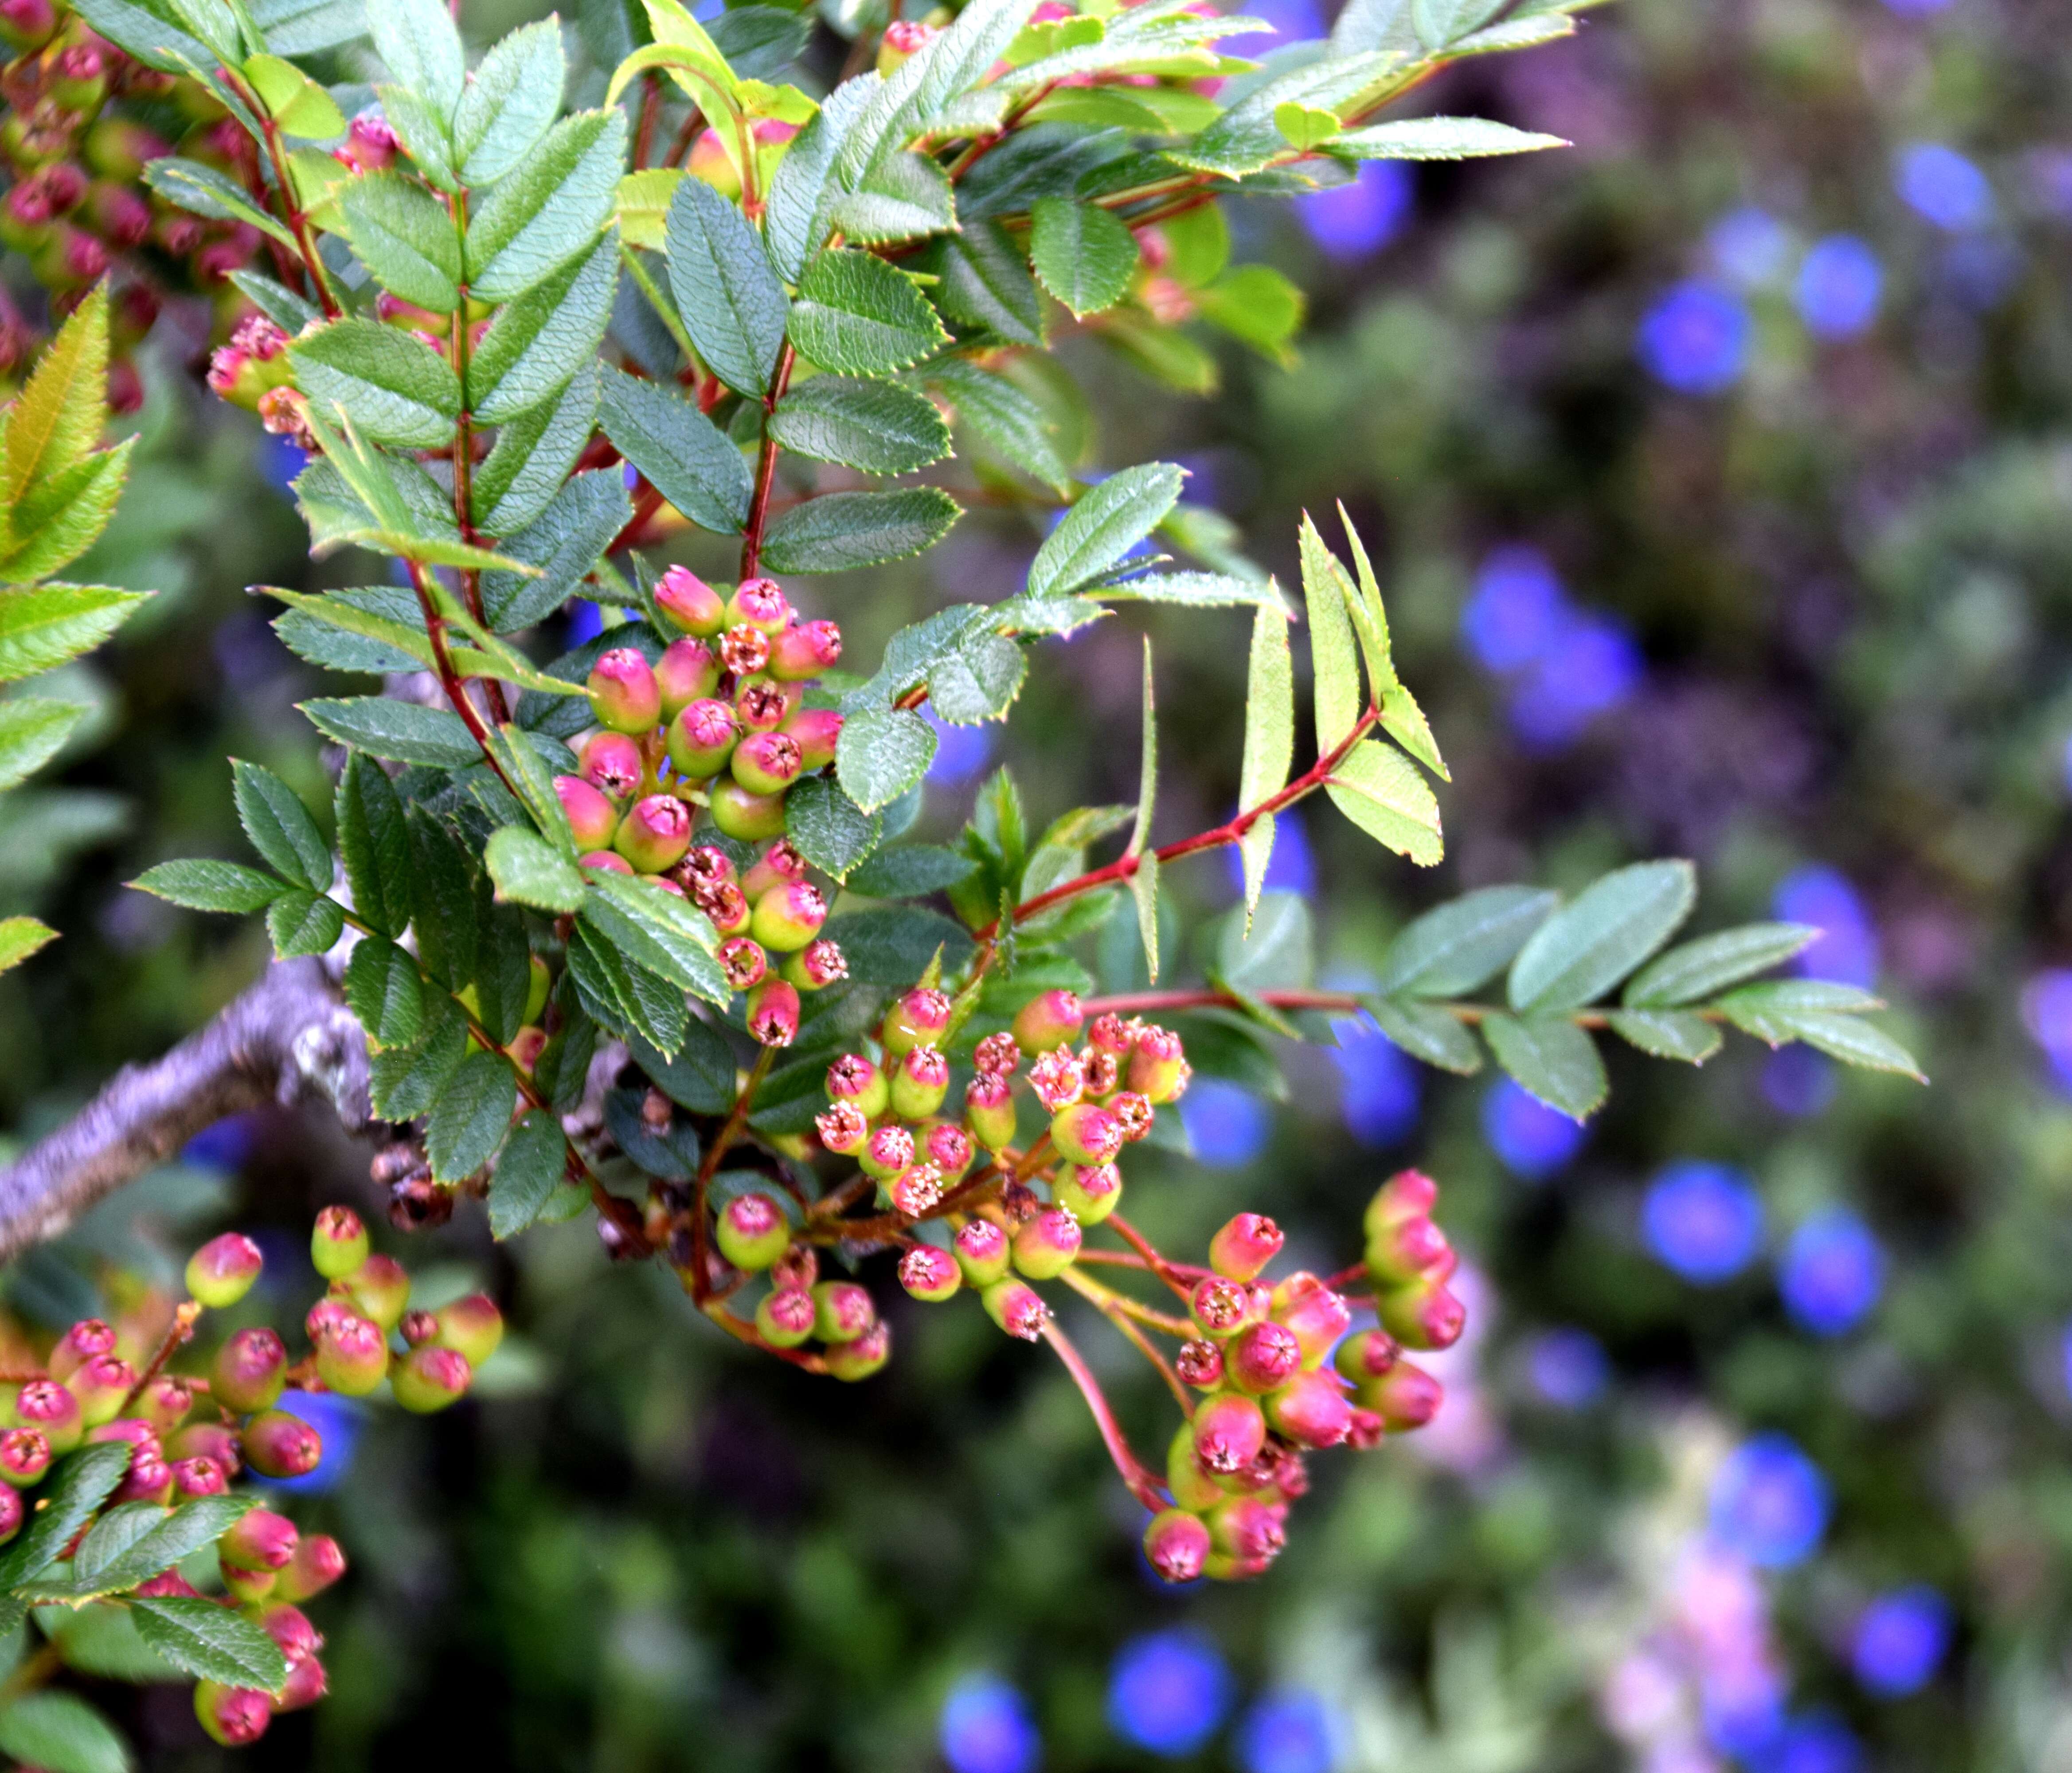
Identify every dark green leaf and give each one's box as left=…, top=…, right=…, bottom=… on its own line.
left=707, top=4, right=810, bottom=75
left=922, top=359, right=1069, bottom=494
left=1028, top=462, right=1184, bottom=598
left=481, top=469, right=632, bottom=632
left=785, top=773, right=881, bottom=879
left=129, top=1596, right=288, bottom=1692
left=469, top=236, right=616, bottom=425
left=822, top=907, right=974, bottom=983
left=630, top=1023, right=736, bottom=1116
left=129, top=859, right=285, bottom=914
left=476, top=363, right=601, bottom=537
left=929, top=629, right=1026, bottom=726
left=338, top=171, right=461, bottom=312
left=828, top=151, right=958, bottom=245
left=230, top=759, right=330, bottom=891
left=489, top=1106, right=566, bottom=1238
left=289, top=319, right=462, bottom=449
left=759, top=488, right=960, bottom=574
left=932, top=221, right=1044, bottom=345
left=73, top=1494, right=246, bottom=1597
left=406, top=807, right=478, bottom=988
left=565, top=920, right=688, bottom=1054
left=344, top=937, right=425, bottom=1046
left=266, top=889, right=345, bottom=957
left=301, top=696, right=480, bottom=768
left=465, top=108, right=626, bottom=301
left=762, top=82, right=862, bottom=284
left=485, top=825, right=583, bottom=911
left=845, top=844, right=976, bottom=898
left=0, top=1444, right=129, bottom=1585
left=367, top=993, right=468, bottom=1119
left=0, top=1690, right=129, bottom=1773
left=424, top=1048, right=517, bottom=1182
left=1480, top=1011, right=1605, bottom=1120
left=1028, top=195, right=1137, bottom=316
left=836, top=705, right=936, bottom=812
left=1606, top=1009, right=1722, bottom=1065
left=1376, top=885, right=1558, bottom=997
left=1507, top=860, right=1697, bottom=1013
left=471, top=905, right=534, bottom=1045
left=1622, top=922, right=1822, bottom=1008
left=579, top=874, right=727, bottom=1003
left=769, top=376, right=950, bottom=473
left=1362, top=995, right=1482, bottom=1073
left=665, top=175, right=788, bottom=397
left=745, top=1057, right=833, bottom=1135
left=790, top=249, right=950, bottom=377
left=335, top=752, right=413, bottom=937
left=69, top=0, right=212, bottom=71
left=597, top=364, right=752, bottom=535
left=452, top=16, right=565, bottom=184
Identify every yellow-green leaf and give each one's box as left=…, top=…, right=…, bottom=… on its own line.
left=1297, top=511, right=1360, bottom=754
left=2, top=284, right=108, bottom=527
left=244, top=51, right=348, bottom=137
left=1326, top=738, right=1442, bottom=865
left=1236, top=599, right=1293, bottom=926
left=0, top=915, right=56, bottom=973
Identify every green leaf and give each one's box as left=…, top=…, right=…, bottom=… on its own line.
left=424, top=1048, right=517, bottom=1181
left=933, top=221, right=1044, bottom=346
left=465, top=108, right=626, bottom=301
left=489, top=1106, right=566, bottom=1237
left=1326, top=739, right=1442, bottom=865
left=301, top=696, right=480, bottom=768
left=477, top=364, right=601, bottom=536
left=790, top=249, right=950, bottom=377
left=762, top=82, right=860, bottom=284
left=229, top=268, right=323, bottom=332
left=565, top=919, right=688, bottom=1054
left=822, top=906, right=975, bottom=984
left=1606, top=1009, right=1722, bottom=1065
left=0, top=285, right=107, bottom=518
left=0, top=586, right=146, bottom=685
left=342, top=936, right=425, bottom=1047
left=471, top=903, right=533, bottom=1045
left=0, top=1691, right=130, bottom=1773
left=836, top=705, right=937, bottom=812
left=596, top=367, right=749, bottom=537
left=0, top=1444, right=128, bottom=1585
left=0, top=444, right=133, bottom=583
left=1235, top=604, right=1293, bottom=925
left=378, top=81, right=458, bottom=187
left=846, top=844, right=976, bottom=898
left=665, top=174, right=788, bottom=397
left=1128, top=847, right=1161, bottom=984
left=1362, top=995, right=1481, bottom=1073
left=129, top=1596, right=289, bottom=1692
left=231, top=758, right=331, bottom=891
left=1480, top=1011, right=1605, bottom=1120
left=1126, top=637, right=1157, bottom=857
left=369, top=0, right=463, bottom=116
left=368, top=994, right=467, bottom=1119
left=1298, top=511, right=1360, bottom=753
left=928, top=628, right=1026, bottom=725
left=130, top=858, right=286, bottom=914
left=266, top=888, right=345, bottom=957
left=785, top=773, right=881, bottom=879
left=269, top=584, right=428, bottom=674
left=69, top=0, right=213, bottom=71
left=1716, top=983, right=1925, bottom=1080
left=453, top=16, right=564, bottom=184
left=1506, top=860, right=1697, bottom=1013
left=828, top=150, right=958, bottom=246
left=769, top=376, right=950, bottom=473
left=0, top=697, right=84, bottom=791
left=335, top=751, right=412, bottom=937
left=290, top=319, right=463, bottom=449
left=0, top=915, right=56, bottom=974
left=1028, top=462, right=1185, bottom=599
left=760, top=488, right=961, bottom=574
left=580, top=873, right=728, bottom=1002
left=407, top=807, right=478, bottom=988
left=72, top=1494, right=247, bottom=1597
left=469, top=236, right=616, bottom=425
left=485, top=824, right=584, bottom=911
left=480, top=469, right=633, bottom=632
left=1173, top=48, right=1396, bottom=176
left=244, top=50, right=347, bottom=136
left=141, top=157, right=296, bottom=246
left=1028, top=195, right=1137, bottom=316
left=1377, top=885, right=1557, bottom=997
left=1219, top=891, right=1312, bottom=991
left=1622, top=922, right=1822, bottom=1008
left=338, top=171, right=461, bottom=313
left=1102, top=571, right=1290, bottom=613
left=1330, top=115, right=1569, bottom=160
left=921, top=359, right=1068, bottom=495
left=629, top=1023, right=735, bottom=1116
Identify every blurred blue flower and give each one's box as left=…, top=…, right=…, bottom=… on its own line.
left=1505, top=615, right=1643, bottom=750
left=1778, top=1210, right=1884, bottom=1336
left=1638, top=280, right=1752, bottom=393
left=1762, top=1046, right=1838, bottom=1118
left=941, top=1675, right=1040, bottom=1773
left=255, top=431, right=306, bottom=497
left=2025, top=970, right=2072, bottom=1089
left=1939, top=236, right=2022, bottom=312
left=1880, top=0, right=1950, bottom=12
left=1181, top=1081, right=1271, bottom=1168
left=1299, top=160, right=1412, bottom=261
left=1224, top=806, right=1315, bottom=898
left=1709, top=206, right=1792, bottom=287
left=1709, top=1433, right=1830, bottom=1568
left=1527, top=1327, right=1609, bottom=1408
left=1482, top=1078, right=1587, bottom=1180
left=1896, top=144, right=1994, bottom=231
left=2033, top=150, right=2072, bottom=222
left=1460, top=547, right=1566, bottom=673
left=260, top=1391, right=366, bottom=1497
left=1773, top=865, right=1879, bottom=989
left=1331, top=1015, right=1420, bottom=1148
left=1108, top=1629, right=1232, bottom=1757
left=566, top=599, right=607, bottom=647
left=1852, top=1586, right=1952, bottom=1697
left=1702, top=1664, right=1784, bottom=1760
left=1764, top=1711, right=1864, bottom=1773
left=2061, top=1319, right=2072, bottom=1398
left=1643, top=1160, right=1764, bottom=1283
left=181, top=1115, right=255, bottom=1173
left=927, top=705, right=996, bottom=786
left=1795, top=236, right=1882, bottom=340
left=1235, top=1690, right=1340, bottom=1773
left=1238, top=0, right=1323, bottom=39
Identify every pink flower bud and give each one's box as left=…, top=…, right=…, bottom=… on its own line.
left=899, top=1246, right=961, bottom=1302
left=974, top=1032, right=1021, bottom=1077
left=750, top=879, right=825, bottom=953
left=925, top=1122, right=974, bottom=1179
left=1085, top=1013, right=1130, bottom=1054
left=1209, top=1213, right=1283, bottom=1283
left=720, top=622, right=771, bottom=676
left=877, top=16, right=938, bottom=71
left=781, top=707, right=843, bottom=770
left=0, top=1484, right=19, bottom=1544
left=716, top=1193, right=790, bottom=1271
left=1226, top=1320, right=1302, bottom=1394
left=586, top=647, right=662, bottom=734
left=195, top=1682, right=271, bottom=1747
left=813, top=1281, right=876, bottom=1344
left=1127, top=1025, right=1189, bottom=1103
left=1012, top=1207, right=1081, bottom=1280
left=1191, top=1392, right=1267, bottom=1474
left=1012, top=989, right=1083, bottom=1054
left=825, top=1318, right=891, bottom=1381
left=314, top=1313, right=388, bottom=1396
left=964, top=1073, right=1017, bottom=1152
left=1028, top=1048, right=1085, bottom=1113
left=783, top=937, right=848, bottom=990
left=85, top=180, right=151, bottom=246
left=400, top=1309, right=438, bottom=1347
left=185, top=1232, right=262, bottom=1307
left=708, top=779, right=789, bottom=842
left=1376, top=1273, right=1466, bottom=1351
left=1143, top=1508, right=1211, bottom=1583
left=881, top=987, right=952, bottom=1058
left=555, top=774, right=620, bottom=851
left=1266, top=1367, right=1353, bottom=1449
left=656, top=637, right=721, bottom=718
left=1049, top=1101, right=1122, bottom=1167
left=172, top=1454, right=227, bottom=1497
left=1189, top=1275, right=1262, bottom=1340
left=891, top=1045, right=950, bottom=1120
left=1333, top=1329, right=1403, bottom=1385
left=49, top=1317, right=114, bottom=1380
left=14, top=1379, right=80, bottom=1452
left=890, top=1164, right=944, bottom=1217
left=0, top=0, right=55, bottom=51
left=981, top=1277, right=1049, bottom=1341
left=1366, top=1212, right=1455, bottom=1286
left=727, top=577, right=792, bottom=635
left=579, top=730, right=645, bottom=800
left=277, top=1652, right=328, bottom=1711
left=1207, top=1494, right=1287, bottom=1566
left=136, top=1376, right=193, bottom=1437
left=344, top=109, right=399, bottom=168
left=1363, top=1167, right=1438, bottom=1238
left=168, top=1422, right=241, bottom=1477
left=1175, top=1339, right=1224, bottom=1389
left=242, top=1410, right=322, bottom=1479
left=113, top=1448, right=173, bottom=1505
left=1054, top=1162, right=1121, bottom=1225
left=393, top=1344, right=472, bottom=1413
left=756, top=1287, right=817, bottom=1347
left=731, top=730, right=805, bottom=797
left=860, top=1123, right=915, bottom=1181
left=827, top=1053, right=889, bottom=1120
left=222, top=1507, right=299, bottom=1572
left=656, top=564, right=726, bottom=636
left=68, top=1353, right=137, bottom=1426
left=954, top=1218, right=1011, bottom=1286
left=1271, top=1272, right=1353, bottom=1367
left=260, top=1601, right=321, bottom=1671
left=133, top=1569, right=199, bottom=1598
left=0, top=1428, right=48, bottom=1486
left=719, top=935, right=769, bottom=991
left=746, top=978, right=800, bottom=1047
left=213, top=1326, right=287, bottom=1414
left=769, top=618, right=842, bottom=680
left=613, top=793, right=693, bottom=874
left=274, top=1533, right=346, bottom=1604
left=1359, top=1359, right=1442, bottom=1430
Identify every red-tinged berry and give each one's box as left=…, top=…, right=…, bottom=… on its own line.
left=769, top=618, right=842, bottom=681
left=973, top=1032, right=1020, bottom=1076
left=243, top=1410, right=323, bottom=1479
left=341, top=108, right=399, bottom=169
left=739, top=840, right=807, bottom=901
left=815, top=1101, right=870, bottom=1155
left=48, top=1317, right=114, bottom=1380
left=14, top=1379, right=81, bottom=1452
left=812, top=1281, right=876, bottom=1344
left=881, top=987, right=952, bottom=1058
left=399, top=1309, right=438, bottom=1347
left=1271, top=1273, right=1353, bottom=1367
left=1366, top=1212, right=1455, bottom=1286
left=223, top=1563, right=278, bottom=1604
left=68, top=1353, right=137, bottom=1426
left=555, top=774, right=620, bottom=851
left=709, top=779, right=789, bottom=842
left=260, top=1601, right=321, bottom=1671
left=770, top=1246, right=818, bottom=1292
left=735, top=679, right=791, bottom=734
left=1358, top=1359, right=1442, bottom=1430
left=1376, top=1273, right=1466, bottom=1351
left=720, top=623, right=771, bottom=676
left=1082, top=1050, right=1119, bottom=1097
left=698, top=879, right=751, bottom=934
left=1012, top=1207, right=1081, bottom=1280
left=274, top=1532, right=346, bottom=1604
left=781, top=707, right=842, bottom=770
left=172, top=1454, right=227, bottom=1497
left=185, top=1231, right=262, bottom=1307
left=1333, top=1329, right=1402, bottom=1385
left=1012, top=989, right=1083, bottom=1054
left=727, top=577, right=792, bottom=635
left=1110, top=1092, right=1154, bottom=1142
left=679, top=845, right=738, bottom=894
left=113, top=1448, right=174, bottom=1505
left=0, top=1485, right=19, bottom=1545
left=310, top=1204, right=369, bottom=1280
left=580, top=730, right=644, bottom=800
left=953, top=1218, right=1011, bottom=1286
left=656, top=563, right=726, bottom=637
left=583, top=850, right=634, bottom=875
left=756, top=1287, right=817, bottom=1347
left=1267, top=1367, right=1354, bottom=1449
left=668, top=698, right=739, bottom=779
left=1225, top=1320, right=1303, bottom=1395
left=657, top=637, right=722, bottom=719
left=1206, top=1494, right=1287, bottom=1565
left=136, top=1376, right=193, bottom=1437
left=222, top=1507, right=299, bottom=1572
left=825, top=1319, right=891, bottom=1380
left=1050, top=1101, right=1122, bottom=1167
left=393, top=1345, right=472, bottom=1413
left=828, top=1053, right=890, bottom=1120
left=1189, top=1276, right=1261, bottom=1341
left=965, top=1073, right=1016, bottom=1152
left=587, top=648, right=661, bottom=734
left=860, top=1123, right=915, bottom=1180
left=732, top=729, right=805, bottom=797
left=892, top=1045, right=950, bottom=1120
left=614, top=792, right=693, bottom=873
left=924, top=1122, right=974, bottom=1181
left=133, top=1569, right=200, bottom=1599
left=0, top=0, right=55, bottom=51
left=1127, top=1025, right=1189, bottom=1103
left=899, top=1246, right=961, bottom=1302
left=1345, top=1408, right=1385, bottom=1451
left=213, top=1327, right=287, bottom=1414
left=305, top=1296, right=357, bottom=1345
left=1209, top=1213, right=1284, bottom=1283
left=711, top=936, right=763, bottom=992
left=169, top=1421, right=241, bottom=1476
left=278, top=1653, right=328, bottom=1711
left=782, top=937, right=848, bottom=990
left=315, top=1313, right=388, bottom=1396
left=746, top=977, right=801, bottom=1047
left=981, top=1277, right=1049, bottom=1342
left=890, top=1164, right=945, bottom=1217
left=1166, top=1422, right=1226, bottom=1510
left=195, top=1682, right=271, bottom=1747
left=1028, top=1048, right=1084, bottom=1113
left=716, top=1193, right=790, bottom=1270
left=1363, top=1168, right=1438, bottom=1239
left=750, top=879, right=825, bottom=953
left=1143, top=1508, right=1212, bottom=1583
left=86, top=181, right=151, bottom=247
left=1191, top=1391, right=1267, bottom=1474
left=1175, top=1339, right=1224, bottom=1389
left=877, top=16, right=938, bottom=72
left=0, top=1428, right=48, bottom=1487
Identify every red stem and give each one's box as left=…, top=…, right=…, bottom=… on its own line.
left=686, top=1046, right=775, bottom=1305
left=740, top=345, right=796, bottom=578
left=1039, top=1316, right=1169, bottom=1511
left=1104, top=1212, right=1195, bottom=1303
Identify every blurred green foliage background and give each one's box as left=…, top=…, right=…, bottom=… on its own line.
left=12, top=0, right=2072, bottom=1765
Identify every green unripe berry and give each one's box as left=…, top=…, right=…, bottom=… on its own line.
left=897, top=1245, right=961, bottom=1302
left=1011, top=1207, right=1082, bottom=1281
left=749, top=880, right=827, bottom=953
left=212, top=1328, right=287, bottom=1415
left=391, top=1345, right=472, bottom=1413
left=1049, top=1101, right=1123, bottom=1167
left=980, top=1277, right=1049, bottom=1341
left=1054, top=1163, right=1122, bottom=1225
left=340, top=1253, right=411, bottom=1330
left=757, top=1287, right=817, bottom=1347
left=185, top=1232, right=262, bottom=1308
left=890, top=1044, right=950, bottom=1120
left=309, top=1205, right=368, bottom=1279
left=432, top=1293, right=504, bottom=1368
left=715, top=1193, right=790, bottom=1271
left=823, top=1320, right=890, bottom=1381
left=708, top=778, right=789, bottom=841
left=812, top=1281, right=876, bottom=1344
left=313, top=1313, right=388, bottom=1397
left=952, top=1218, right=1011, bottom=1286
